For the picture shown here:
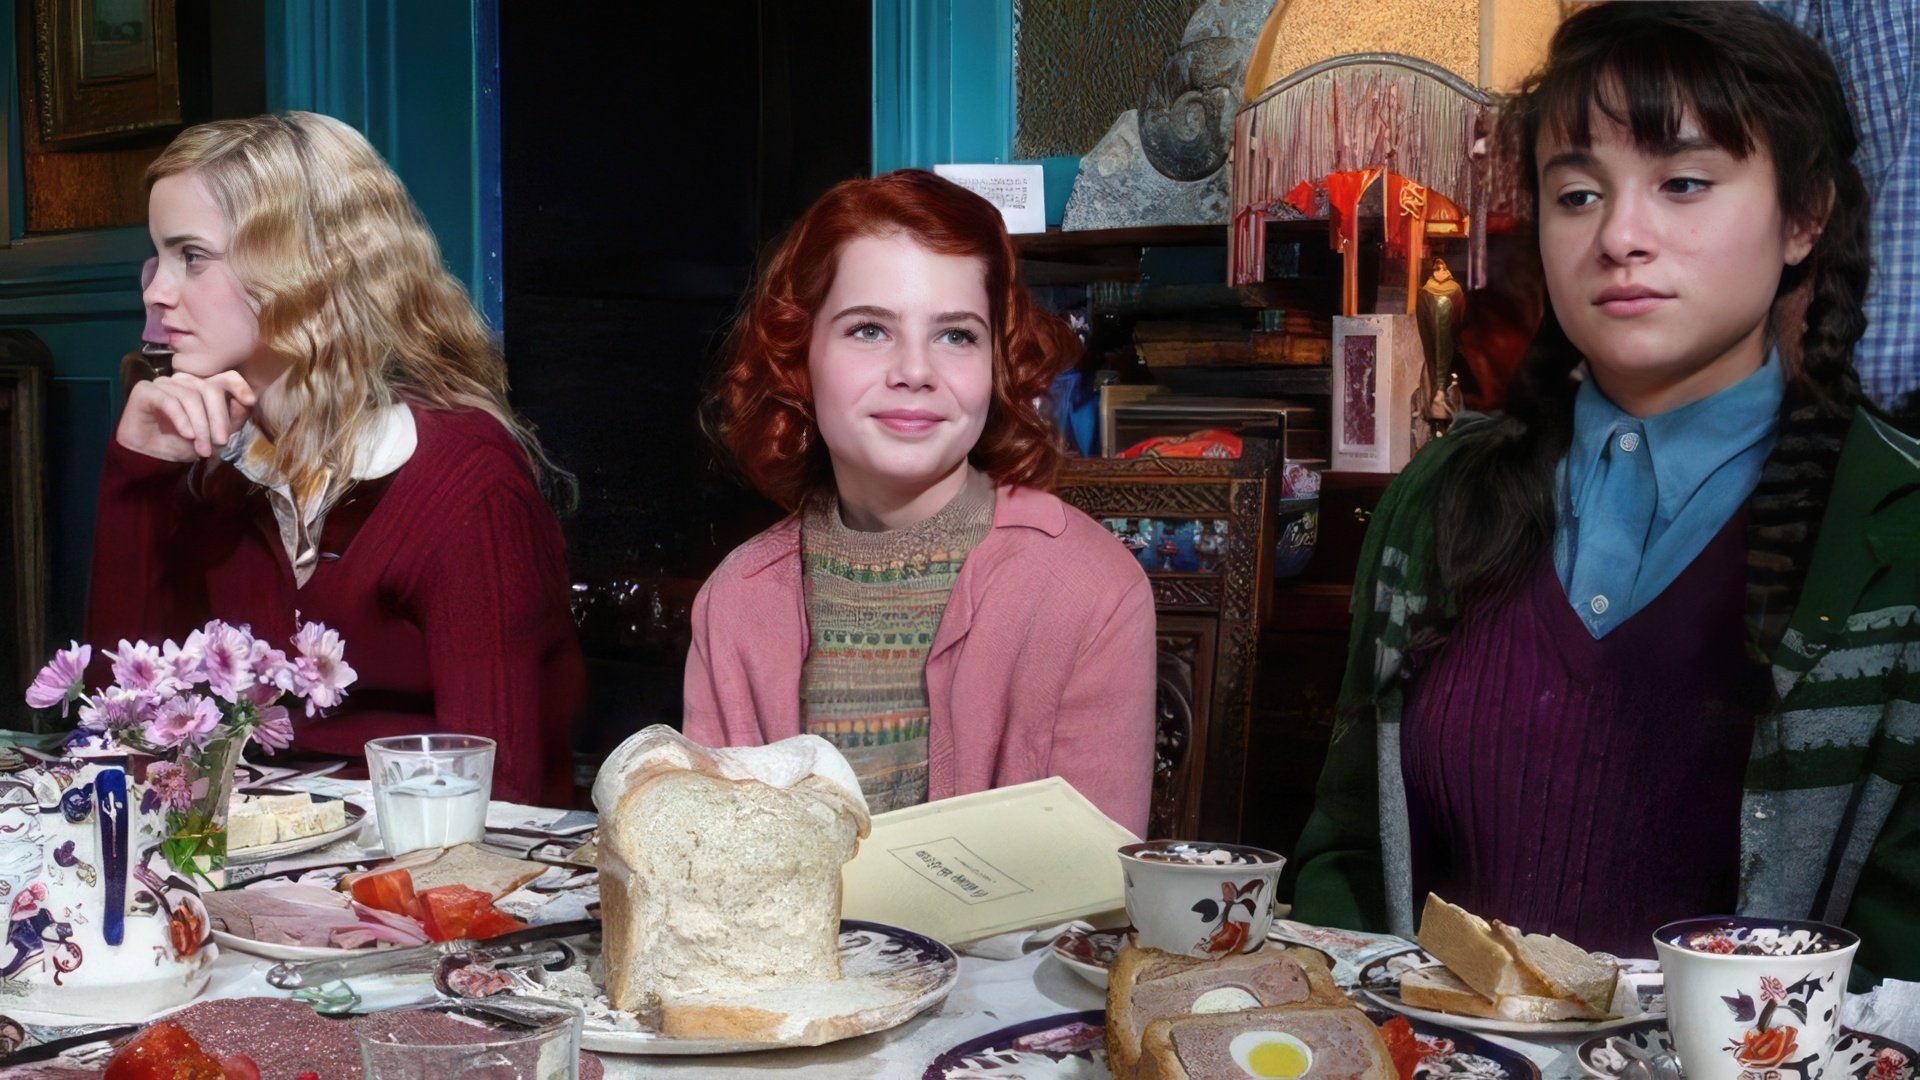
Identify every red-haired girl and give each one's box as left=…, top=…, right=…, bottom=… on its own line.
left=684, top=170, right=1155, bottom=833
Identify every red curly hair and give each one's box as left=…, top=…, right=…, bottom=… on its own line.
left=708, top=169, right=1081, bottom=512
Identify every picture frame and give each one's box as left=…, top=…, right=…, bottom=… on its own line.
left=32, top=0, right=182, bottom=148
left=1330, top=313, right=1424, bottom=473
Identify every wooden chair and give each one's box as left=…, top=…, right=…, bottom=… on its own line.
left=1056, top=431, right=1281, bottom=842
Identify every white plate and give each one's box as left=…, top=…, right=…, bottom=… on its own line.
left=208, top=857, right=589, bottom=960
left=224, top=791, right=367, bottom=865
left=579, top=920, right=958, bottom=1055
left=209, top=928, right=368, bottom=963
left=1359, top=947, right=1665, bottom=1036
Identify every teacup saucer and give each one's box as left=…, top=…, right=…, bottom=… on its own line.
left=1577, top=1018, right=1914, bottom=1080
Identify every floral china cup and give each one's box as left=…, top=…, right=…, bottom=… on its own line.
left=1652, top=916, right=1859, bottom=1080
left=1118, top=841, right=1284, bottom=958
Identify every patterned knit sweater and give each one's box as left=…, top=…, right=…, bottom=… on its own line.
left=800, top=474, right=995, bottom=813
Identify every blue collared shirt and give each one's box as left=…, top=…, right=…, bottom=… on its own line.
left=1554, top=355, right=1784, bottom=637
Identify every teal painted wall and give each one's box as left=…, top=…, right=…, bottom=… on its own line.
left=0, top=0, right=496, bottom=648
left=871, top=0, right=1079, bottom=225
left=265, top=0, right=500, bottom=324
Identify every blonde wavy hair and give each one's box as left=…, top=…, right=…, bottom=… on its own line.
left=147, top=111, right=570, bottom=512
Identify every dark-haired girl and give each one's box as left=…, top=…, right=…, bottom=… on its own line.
left=682, top=170, right=1156, bottom=833
left=1292, top=2, right=1919, bottom=981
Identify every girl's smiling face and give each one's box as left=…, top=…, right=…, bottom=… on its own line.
left=807, top=231, right=994, bottom=524
left=1537, top=106, right=1821, bottom=416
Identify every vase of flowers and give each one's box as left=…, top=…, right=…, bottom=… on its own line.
left=26, top=619, right=357, bottom=882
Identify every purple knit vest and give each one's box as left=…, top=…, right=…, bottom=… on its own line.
left=1399, top=512, right=1771, bottom=958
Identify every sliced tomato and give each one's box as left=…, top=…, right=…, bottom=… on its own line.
left=349, top=867, right=418, bottom=916
left=412, top=884, right=494, bottom=942
left=104, top=1021, right=226, bottom=1080
left=410, top=884, right=528, bottom=942
left=465, top=906, right=529, bottom=941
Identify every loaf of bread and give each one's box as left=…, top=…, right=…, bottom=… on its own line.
left=1410, top=894, right=1625, bottom=1022
left=590, top=725, right=871, bottom=1024
left=1105, top=945, right=1341, bottom=1078
left=1135, top=1005, right=1397, bottom=1080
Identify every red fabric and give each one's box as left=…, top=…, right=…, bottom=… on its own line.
left=1280, top=180, right=1317, bottom=217
left=1322, top=168, right=1379, bottom=253
left=85, top=404, right=585, bottom=806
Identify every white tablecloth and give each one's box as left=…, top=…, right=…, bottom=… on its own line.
left=197, top=780, right=1601, bottom=1078
left=197, top=934, right=1606, bottom=1080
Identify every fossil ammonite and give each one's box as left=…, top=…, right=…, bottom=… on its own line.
left=1139, top=36, right=1254, bottom=182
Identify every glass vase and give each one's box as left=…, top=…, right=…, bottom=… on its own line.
left=162, top=729, right=244, bottom=884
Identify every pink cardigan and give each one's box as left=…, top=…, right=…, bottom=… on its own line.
left=683, top=485, right=1156, bottom=835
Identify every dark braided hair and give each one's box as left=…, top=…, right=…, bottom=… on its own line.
left=1434, top=1, right=1874, bottom=604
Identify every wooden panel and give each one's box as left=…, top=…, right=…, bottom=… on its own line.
left=1152, top=616, right=1215, bottom=841
left=0, top=332, right=52, bottom=732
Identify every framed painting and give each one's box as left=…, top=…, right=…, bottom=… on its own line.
left=32, top=0, right=182, bottom=147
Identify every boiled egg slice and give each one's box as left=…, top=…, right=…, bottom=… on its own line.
left=1229, top=1030, right=1314, bottom=1079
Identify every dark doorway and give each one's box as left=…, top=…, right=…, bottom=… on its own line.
left=498, top=3, right=870, bottom=757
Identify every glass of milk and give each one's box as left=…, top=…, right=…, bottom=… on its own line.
left=366, top=734, right=496, bottom=855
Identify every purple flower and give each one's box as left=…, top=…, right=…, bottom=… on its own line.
left=144, top=761, right=193, bottom=813
left=290, top=622, right=357, bottom=716
left=76, top=687, right=150, bottom=734
left=200, top=621, right=258, bottom=702
left=249, top=706, right=295, bottom=753
left=241, top=643, right=293, bottom=707
left=143, top=694, right=222, bottom=750
left=25, top=642, right=90, bottom=715
left=1759, top=975, right=1786, bottom=1004
left=107, top=640, right=179, bottom=698
left=162, top=630, right=210, bottom=687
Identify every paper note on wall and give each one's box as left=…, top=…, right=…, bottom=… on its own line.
left=840, top=776, right=1137, bottom=945
left=933, top=163, right=1047, bottom=234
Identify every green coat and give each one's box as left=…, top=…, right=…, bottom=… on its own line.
left=1291, top=407, right=1920, bottom=985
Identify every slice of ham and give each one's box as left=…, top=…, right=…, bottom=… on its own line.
left=335, top=902, right=431, bottom=949
left=203, top=882, right=428, bottom=949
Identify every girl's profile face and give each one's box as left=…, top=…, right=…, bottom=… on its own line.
left=807, top=232, right=994, bottom=506
left=145, top=171, right=263, bottom=380
left=1536, top=105, right=1819, bottom=413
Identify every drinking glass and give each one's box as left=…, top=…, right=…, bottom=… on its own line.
left=356, top=998, right=583, bottom=1080
left=365, top=734, right=495, bottom=856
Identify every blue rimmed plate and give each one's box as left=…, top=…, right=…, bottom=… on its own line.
left=922, top=1007, right=1541, bottom=1080
left=1578, top=1018, right=1915, bottom=1080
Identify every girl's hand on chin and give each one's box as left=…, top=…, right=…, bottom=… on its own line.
left=117, top=370, right=258, bottom=462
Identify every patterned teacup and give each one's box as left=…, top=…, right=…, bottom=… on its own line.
left=1653, top=916, right=1859, bottom=1080
left=1118, top=840, right=1284, bottom=958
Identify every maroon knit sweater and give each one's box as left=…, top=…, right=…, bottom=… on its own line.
left=85, top=404, right=585, bottom=805
left=1399, top=513, right=1770, bottom=958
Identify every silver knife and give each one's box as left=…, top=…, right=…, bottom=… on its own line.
left=266, top=918, right=599, bottom=989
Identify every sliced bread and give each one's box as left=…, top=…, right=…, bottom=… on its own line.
left=1106, top=945, right=1340, bottom=1078
left=1399, top=964, right=1602, bottom=1023
left=1415, top=894, right=1555, bottom=1000
left=1491, top=922, right=1620, bottom=1018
